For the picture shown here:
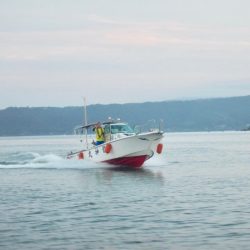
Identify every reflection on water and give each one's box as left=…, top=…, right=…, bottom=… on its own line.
left=99, top=167, right=165, bottom=183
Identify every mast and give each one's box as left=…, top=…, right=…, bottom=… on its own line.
left=83, top=97, right=88, bottom=149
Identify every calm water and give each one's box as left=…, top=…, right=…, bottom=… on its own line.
left=0, top=132, right=250, bottom=250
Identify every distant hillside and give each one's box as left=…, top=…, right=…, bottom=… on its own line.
left=0, top=96, right=250, bottom=136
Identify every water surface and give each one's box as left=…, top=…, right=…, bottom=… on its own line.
left=0, top=132, right=250, bottom=249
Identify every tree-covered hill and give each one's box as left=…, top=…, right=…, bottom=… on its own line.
left=0, top=95, right=250, bottom=136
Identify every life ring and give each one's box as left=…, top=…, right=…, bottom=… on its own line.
left=156, top=143, right=163, bottom=154
left=105, top=143, right=112, bottom=154
left=78, top=152, right=84, bottom=159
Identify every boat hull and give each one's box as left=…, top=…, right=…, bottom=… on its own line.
left=104, top=155, right=149, bottom=168
left=68, top=131, right=163, bottom=168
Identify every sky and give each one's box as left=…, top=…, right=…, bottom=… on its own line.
left=0, top=0, right=250, bottom=108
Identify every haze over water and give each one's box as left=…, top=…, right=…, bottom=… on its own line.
left=1, top=132, right=250, bottom=249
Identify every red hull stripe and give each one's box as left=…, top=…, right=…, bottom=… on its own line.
left=103, top=155, right=148, bottom=168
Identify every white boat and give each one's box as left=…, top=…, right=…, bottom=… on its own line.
left=67, top=120, right=164, bottom=168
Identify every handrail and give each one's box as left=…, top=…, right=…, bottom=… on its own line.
left=134, top=119, right=164, bottom=134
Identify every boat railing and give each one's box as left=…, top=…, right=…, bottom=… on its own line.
left=134, top=119, right=164, bottom=134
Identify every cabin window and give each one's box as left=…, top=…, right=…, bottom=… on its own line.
left=104, top=125, right=110, bottom=134
left=110, top=124, right=134, bottom=134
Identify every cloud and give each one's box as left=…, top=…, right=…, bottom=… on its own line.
left=1, top=17, right=250, bottom=63
left=0, top=14, right=250, bottom=108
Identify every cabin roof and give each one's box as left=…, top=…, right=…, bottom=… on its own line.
left=75, top=120, right=125, bottom=130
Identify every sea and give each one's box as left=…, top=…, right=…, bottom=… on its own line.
left=0, top=132, right=250, bottom=250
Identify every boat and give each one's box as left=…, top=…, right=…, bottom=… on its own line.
left=67, top=119, right=164, bottom=168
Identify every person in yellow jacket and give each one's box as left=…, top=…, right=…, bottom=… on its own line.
left=93, top=122, right=105, bottom=145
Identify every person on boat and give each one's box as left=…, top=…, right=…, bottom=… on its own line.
left=93, top=122, right=105, bottom=145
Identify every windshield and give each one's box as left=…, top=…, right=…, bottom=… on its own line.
left=110, top=124, right=134, bottom=134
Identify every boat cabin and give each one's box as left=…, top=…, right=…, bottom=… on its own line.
left=104, top=122, right=135, bottom=141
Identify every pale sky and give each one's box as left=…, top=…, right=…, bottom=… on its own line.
left=1, top=0, right=250, bottom=108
